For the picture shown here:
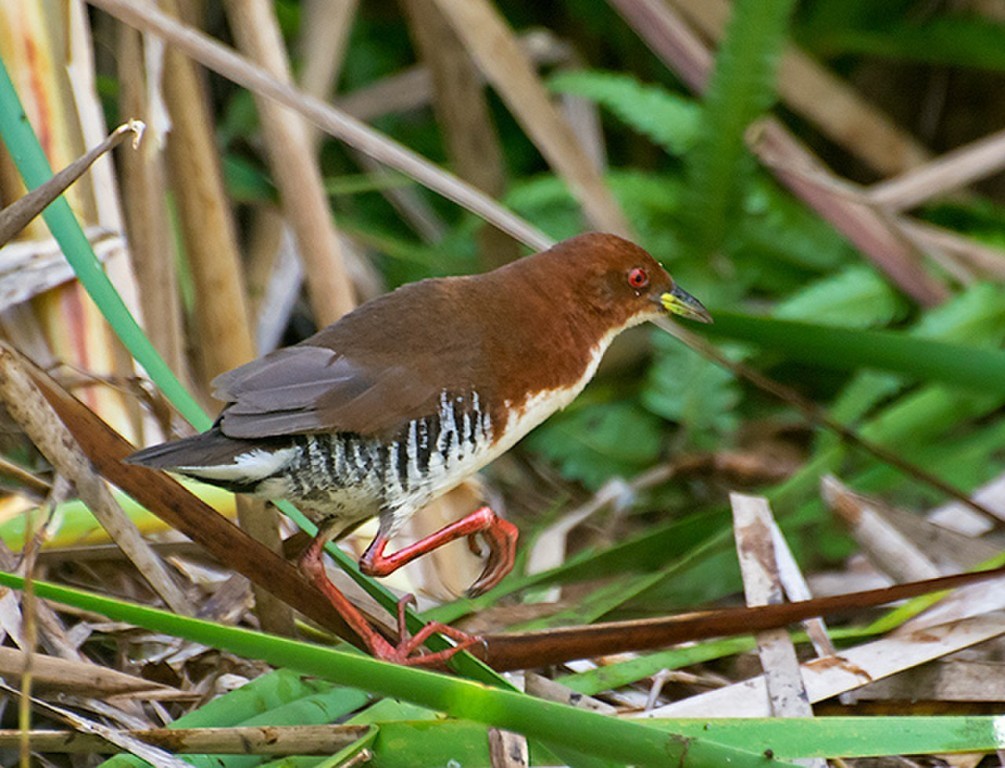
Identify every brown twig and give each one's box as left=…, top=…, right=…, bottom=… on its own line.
left=0, top=344, right=192, bottom=615
left=478, top=559, right=1005, bottom=670
left=0, top=121, right=142, bottom=246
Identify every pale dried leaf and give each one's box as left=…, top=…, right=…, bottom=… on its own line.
left=731, top=493, right=817, bottom=741
left=636, top=614, right=1005, bottom=718
left=823, top=476, right=943, bottom=582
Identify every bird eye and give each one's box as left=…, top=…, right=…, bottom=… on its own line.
left=627, top=267, right=649, bottom=289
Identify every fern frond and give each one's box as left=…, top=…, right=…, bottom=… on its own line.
left=549, top=70, right=699, bottom=156
left=684, top=0, right=798, bottom=258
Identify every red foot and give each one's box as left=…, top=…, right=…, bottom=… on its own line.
left=299, top=533, right=481, bottom=667
left=359, top=506, right=518, bottom=596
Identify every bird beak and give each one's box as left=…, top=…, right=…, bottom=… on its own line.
left=659, top=284, right=713, bottom=323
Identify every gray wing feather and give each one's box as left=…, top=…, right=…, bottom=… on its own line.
left=212, top=345, right=438, bottom=439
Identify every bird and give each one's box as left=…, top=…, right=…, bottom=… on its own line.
left=127, top=232, right=712, bottom=665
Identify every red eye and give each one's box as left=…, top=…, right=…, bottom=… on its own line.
left=628, top=267, right=649, bottom=289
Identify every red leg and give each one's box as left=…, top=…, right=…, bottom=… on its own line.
left=359, top=506, right=518, bottom=596
left=299, top=525, right=481, bottom=666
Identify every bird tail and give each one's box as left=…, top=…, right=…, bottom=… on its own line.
left=126, top=428, right=231, bottom=470
left=126, top=428, right=296, bottom=494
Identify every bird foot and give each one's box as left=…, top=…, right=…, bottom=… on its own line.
left=300, top=534, right=480, bottom=667
left=382, top=594, right=485, bottom=667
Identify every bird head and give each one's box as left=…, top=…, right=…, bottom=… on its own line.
left=545, top=233, right=712, bottom=329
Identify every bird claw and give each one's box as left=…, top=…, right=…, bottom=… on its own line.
left=360, top=507, right=519, bottom=597
left=382, top=592, right=484, bottom=667
left=466, top=516, right=519, bottom=597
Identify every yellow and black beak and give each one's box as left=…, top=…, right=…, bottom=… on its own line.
left=659, top=284, right=713, bottom=323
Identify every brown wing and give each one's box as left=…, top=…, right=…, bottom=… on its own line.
left=211, top=278, right=484, bottom=439
left=213, top=347, right=443, bottom=438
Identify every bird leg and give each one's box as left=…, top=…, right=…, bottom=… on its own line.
left=359, top=506, right=518, bottom=596
left=298, top=521, right=481, bottom=666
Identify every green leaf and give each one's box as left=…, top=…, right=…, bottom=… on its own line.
left=643, top=332, right=741, bottom=447
left=548, top=69, right=699, bottom=156
left=525, top=400, right=663, bottom=489
left=736, top=178, right=857, bottom=274
left=813, top=16, right=1005, bottom=72
left=822, top=281, right=1005, bottom=434
left=774, top=265, right=906, bottom=328
left=222, top=153, right=277, bottom=204
left=911, top=282, right=1005, bottom=345
left=506, top=170, right=685, bottom=248
left=924, top=199, right=1005, bottom=250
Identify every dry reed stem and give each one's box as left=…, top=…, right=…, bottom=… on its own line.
left=897, top=219, right=1005, bottom=281
left=429, top=0, right=633, bottom=236
left=0, top=646, right=180, bottom=698
left=158, top=0, right=256, bottom=384
left=234, top=494, right=295, bottom=636
left=241, top=1, right=358, bottom=339
left=868, top=126, right=1005, bottom=211
left=0, top=682, right=190, bottom=766
left=117, top=27, right=189, bottom=387
left=402, top=0, right=519, bottom=269
left=299, top=0, right=358, bottom=145
left=0, top=723, right=371, bottom=755
left=225, top=0, right=355, bottom=327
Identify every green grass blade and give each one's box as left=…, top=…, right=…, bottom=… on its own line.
left=701, top=310, right=1005, bottom=389
left=0, top=570, right=796, bottom=768
left=370, top=713, right=1005, bottom=761
left=647, top=716, right=1005, bottom=758
left=549, top=70, right=700, bottom=156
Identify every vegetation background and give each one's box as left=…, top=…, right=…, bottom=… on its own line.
left=1, top=0, right=1005, bottom=765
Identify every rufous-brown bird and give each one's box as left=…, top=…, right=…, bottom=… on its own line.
left=128, top=233, right=711, bottom=664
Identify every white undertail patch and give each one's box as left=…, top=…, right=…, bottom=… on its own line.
left=177, top=446, right=297, bottom=482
